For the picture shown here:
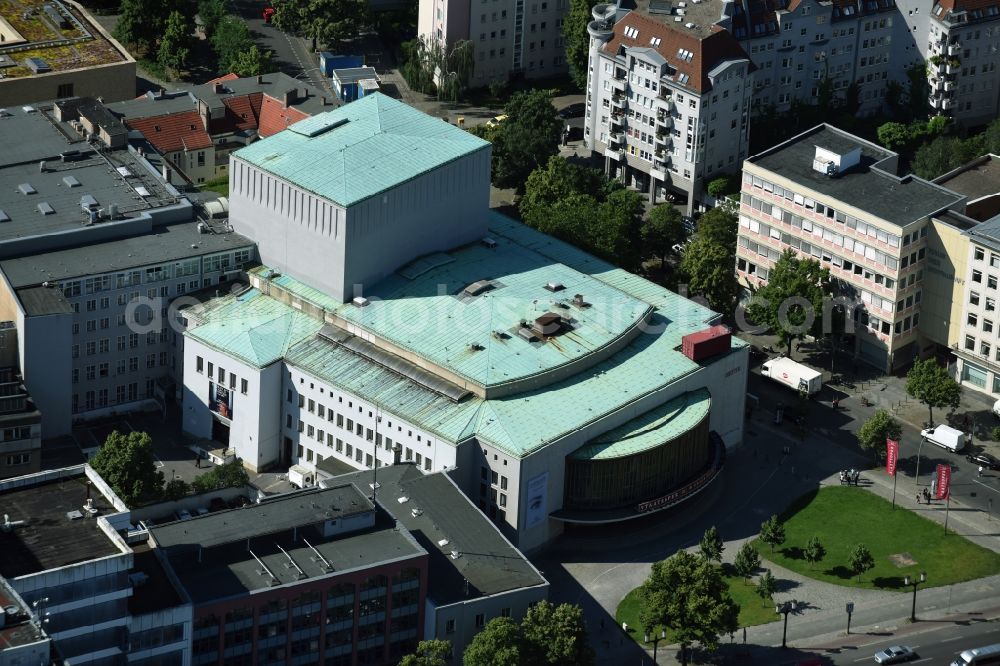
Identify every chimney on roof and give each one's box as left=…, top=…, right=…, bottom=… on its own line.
left=256, top=74, right=263, bottom=84
left=213, top=81, right=223, bottom=94
left=197, top=98, right=210, bottom=132
left=283, top=88, right=298, bottom=107
left=157, top=88, right=165, bottom=99
left=321, top=97, right=329, bottom=106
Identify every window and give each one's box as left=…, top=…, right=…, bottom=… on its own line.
left=446, top=619, right=456, bottom=634
left=976, top=247, right=985, bottom=261
left=475, top=614, right=485, bottom=628
left=973, top=270, right=983, bottom=283
left=966, top=335, right=976, bottom=350
left=57, top=83, right=74, bottom=98
left=241, top=379, right=248, bottom=394
left=971, top=291, right=981, bottom=306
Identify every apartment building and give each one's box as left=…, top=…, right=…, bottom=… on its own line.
left=0, top=101, right=254, bottom=437
left=0, top=323, right=42, bottom=480
left=105, top=74, right=331, bottom=185
left=925, top=0, right=1000, bottom=126
left=737, top=124, right=964, bottom=372
left=584, top=6, right=753, bottom=213
left=417, top=0, right=569, bottom=86
left=0, top=576, right=51, bottom=666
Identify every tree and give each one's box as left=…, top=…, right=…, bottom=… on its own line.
left=707, top=175, right=737, bottom=199
left=399, top=639, right=452, bottom=666
left=759, top=515, right=786, bottom=553
left=679, top=207, right=739, bottom=312
left=804, top=536, right=826, bottom=570
left=231, top=45, right=274, bottom=77
left=163, top=478, right=191, bottom=501
left=911, top=135, right=979, bottom=179
left=856, top=409, right=902, bottom=464
left=848, top=543, right=875, bottom=582
left=877, top=122, right=911, bottom=151
left=212, top=16, right=254, bottom=74
left=114, top=0, right=175, bottom=53
left=89, top=430, right=164, bottom=507
left=191, top=459, right=249, bottom=493
left=983, top=117, right=1000, bottom=155
left=463, top=616, right=522, bottom=666
left=755, top=569, right=777, bottom=606
left=520, top=601, right=594, bottom=666
left=564, top=0, right=598, bottom=88
left=197, top=0, right=227, bottom=38
left=519, top=155, right=615, bottom=226
left=639, top=551, right=738, bottom=665
left=492, top=90, right=562, bottom=189
left=158, top=11, right=193, bottom=77
left=642, top=204, right=687, bottom=265
left=732, top=542, right=761, bottom=583
left=905, top=358, right=961, bottom=426
left=698, top=525, right=724, bottom=563
left=271, top=0, right=368, bottom=49
left=746, top=250, right=832, bottom=358
left=463, top=603, right=592, bottom=666
left=589, top=189, right=644, bottom=271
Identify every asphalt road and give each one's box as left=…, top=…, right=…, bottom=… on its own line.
left=829, top=615, right=1000, bottom=665
left=745, top=363, right=1000, bottom=521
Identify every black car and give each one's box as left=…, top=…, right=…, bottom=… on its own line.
left=966, top=451, right=1000, bottom=470
left=558, top=103, right=585, bottom=119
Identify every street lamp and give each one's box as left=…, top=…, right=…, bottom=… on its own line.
left=775, top=600, right=798, bottom=649
left=903, top=572, right=926, bottom=622
left=644, top=628, right=667, bottom=664
left=914, top=436, right=927, bottom=486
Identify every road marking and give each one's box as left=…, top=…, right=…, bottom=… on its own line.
left=942, top=635, right=963, bottom=642
left=853, top=657, right=871, bottom=663
left=912, top=658, right=932, bottom=664
left=972, top=478, right=1000, bottom=496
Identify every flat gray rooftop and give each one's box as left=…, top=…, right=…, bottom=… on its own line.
left=0, top=107, right=180, bottom=245
left=151, top=484, right=374, bottom=549
left=935, top=155, right=1000, bottom=201
left=16, top=285, right=73, bottom=315
left=0, top=476, right=122, bottom=578
left=0, top=221, right=253, bottom=288
left=750, top=125, right=964, bottom=227
left=966, top=214, right=1000, bottom=251
left=326, top=465, right=546, bottom=604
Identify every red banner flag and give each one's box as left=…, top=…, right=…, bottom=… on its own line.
left=936, top=463, right=951, bottom=500
left=886, top=438, right=899, bottom=476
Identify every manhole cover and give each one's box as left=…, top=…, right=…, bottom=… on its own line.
left=888, top=552, right=917, bottom=568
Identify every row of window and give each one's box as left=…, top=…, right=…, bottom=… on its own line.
left=74, top=354, right=170, bottom=383
left=73, top=380, right=154, bottom=412
left=72, top=331, right=169, bottom=359
left=1, top=426, right=32, bottom=442
left=60, top=251, right=248, bottom=297
left=195, top=357, right=251, bottom=394
left=292, top=419, right=434, bottom=473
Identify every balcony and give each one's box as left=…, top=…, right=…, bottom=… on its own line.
left=945, top=63, right=959, bottom=74
left=656, top=114, right=673, bottom=130
left=942, top=98, right=954, bottom=110
left=947, top=43, right=961, bottom=56
left=929, top=95, right=941, bottom=109
left=608, top=131, right=624, bottom=147
left=658, top=88, right=672, bottom=102
left=944, top=80, right=956, bottom=92
left=611, top=72, right=626, bottom=90
left=611, top=92, right=625, bottom=108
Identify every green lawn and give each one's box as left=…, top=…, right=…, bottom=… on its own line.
left=615, top=569, right=776, bottom=646
left=754, top=486, right=1000, bottom=590
left=200, top=176, right=229, bottom=197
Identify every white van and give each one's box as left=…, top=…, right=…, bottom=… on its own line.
left=951, top=643, right=1000, bottom=666
left=920, top=424, right=966, bottom=452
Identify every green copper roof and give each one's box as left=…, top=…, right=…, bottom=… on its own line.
left=569, top=389, right=711, bottom=461
left=332, top=225, right=653, bottom=390
left=233, top=93, right=490, bottom=207
left=185, top=289, right=323, bottom=368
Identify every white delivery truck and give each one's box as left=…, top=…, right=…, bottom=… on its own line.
left=920, top=424, right=966, bottom=452
left=760, top=357, right=824, bottom=395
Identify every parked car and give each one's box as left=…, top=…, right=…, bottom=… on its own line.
left=966, top=451, right=1000, bottom=470
left=486, top=114, right=508, bottom=128
left=175, top=509, right=193, bottom=521
left=262, top=6, right=275, bottom=22
left=557, top=103, right=585, bottom=119
left=874, top=645, right=917, bottom=664
left=671, top=243, right=687, bottom=255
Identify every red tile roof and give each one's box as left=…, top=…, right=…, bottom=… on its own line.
left=125, top=111, right=213, bottom=153
left=932, top=0, right=1000, bottom=22
left=206, top=73, right=240, bottom=85
left=604, top=12, right=752, bottom=93
left=209, top=92, right=264, bottom=134
left=258, top=94, right=310, bottom=137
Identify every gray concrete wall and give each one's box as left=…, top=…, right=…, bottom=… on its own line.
left=22, top=310, right=73, bottom=437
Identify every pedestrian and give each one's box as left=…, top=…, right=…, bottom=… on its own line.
left=917, top=493, right=922, bottom=504
left=980, top=465, right=985, bottom=478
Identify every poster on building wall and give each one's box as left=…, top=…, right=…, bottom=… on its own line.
left=209, top=382, right=233, bottom=419
left=525, top=472, right=549, bottom=528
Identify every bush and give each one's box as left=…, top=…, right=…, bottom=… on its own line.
left=991, top=426, right=1000, bottom=442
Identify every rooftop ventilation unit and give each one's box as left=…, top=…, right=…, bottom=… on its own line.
left=463, top=279, right=494, bottom=296
left=37, top=202, right=54, bottom=215
left=685, top=21, right=695, bottom=27
left=18, top=183, right=35, bottom=195
left=532, top=312, right=562, bottom=336
left=396, top=496, right=409, bottom=503
left=0, top=210, right=9, bottom=223
left=410, top=507, right=423, bottom=517
left=352, top=296, right=370, bottom=307
left=437, top=538, right=450, bottom=547
left=481, top=237, right=497, bottom=248
left=63, top=175, right=80, bottom=187
left=812, top=144, right=861, bottom=176
left=24, top=57, right=50, bottom=73
left=544, top=281, right=565, bottom=292
left=450, top=550, right=462, bottom=560
left=517, top=327, right=538, bottom=342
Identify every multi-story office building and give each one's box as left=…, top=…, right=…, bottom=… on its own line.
left=181, top=92, right=747, bottom=552
left=925, top=1, right=1000, bottom=126
left=584, top=5, right=753, bottom=213
left=0, top=323, right=42, bottom=480
left=0, top=572, right=51, bottom=665
left=318, top=464, right=548, bottom=659
left=417, top=0, right=569, bottom=86
left=736, top=124, right=965, bottom=372
left=0, top=465, right=192, bottom=666
left=0, top=101, right=255, bottom=437
left=0, top=0, right=135, bottom=106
